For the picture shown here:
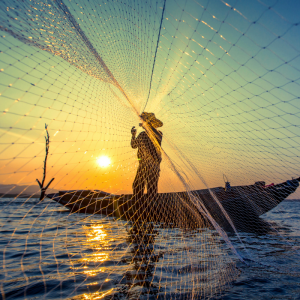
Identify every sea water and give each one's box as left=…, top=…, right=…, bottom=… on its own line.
left=0, top=198, right=300, bottom=299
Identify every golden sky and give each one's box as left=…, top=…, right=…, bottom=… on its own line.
left=0, top=0, right=299, bottom=198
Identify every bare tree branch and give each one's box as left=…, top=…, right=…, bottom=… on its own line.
left=45, top=178, right=55, bottom=190
left=36, top=179, right=42, bottom=189
left=37, top=124, right=55, bottom=201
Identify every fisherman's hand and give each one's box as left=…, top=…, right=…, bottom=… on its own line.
left=131, top=126, right=137, bottom=136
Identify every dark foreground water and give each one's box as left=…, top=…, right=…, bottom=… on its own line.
left=0, top=198, right=300, bottom=299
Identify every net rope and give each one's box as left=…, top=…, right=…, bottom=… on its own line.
left=0, top=0, right=300, bottom=299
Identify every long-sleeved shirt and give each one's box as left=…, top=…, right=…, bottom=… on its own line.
left=131, top=128, right=163, bottom=165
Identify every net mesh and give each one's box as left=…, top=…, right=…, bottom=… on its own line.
left=0, top=0, right=300, bottom=299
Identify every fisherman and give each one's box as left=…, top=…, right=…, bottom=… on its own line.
left=131, top=112, right=163, bottom=202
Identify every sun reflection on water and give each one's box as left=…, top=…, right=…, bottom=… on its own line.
left=69, top=222, right=128, bottom=299
left=73, top=288, right=114, bottom=299
left=79, top=224, right=111, bottom=272
left=84, top=224, right=108, bottom=243
left=69, top=223, right=116, bottom=299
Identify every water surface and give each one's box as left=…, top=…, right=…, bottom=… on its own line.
left=0, top=198, right=300, bottom=299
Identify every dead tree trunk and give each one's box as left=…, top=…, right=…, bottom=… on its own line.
left=36, top=124, right=55, bottom=201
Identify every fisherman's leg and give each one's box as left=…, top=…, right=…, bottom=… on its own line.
left=144, top=166, right=160, bottom=220
left=133, top=164, right=146, bottom=213
left=146, top=165, right=160, bottom=200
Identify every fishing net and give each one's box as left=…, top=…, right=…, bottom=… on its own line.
left=0, top=0, right=300, bottom=299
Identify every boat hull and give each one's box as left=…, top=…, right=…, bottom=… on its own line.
left=47, top=178, right=300, bottom=231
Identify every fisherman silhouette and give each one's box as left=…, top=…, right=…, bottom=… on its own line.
left=131, top=112, right=163, bottom=204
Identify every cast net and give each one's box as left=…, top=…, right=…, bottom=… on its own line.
left=0, top=0, right=300, bottom=299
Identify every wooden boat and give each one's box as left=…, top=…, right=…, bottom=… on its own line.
left=46, top=177, right=300, bottom=232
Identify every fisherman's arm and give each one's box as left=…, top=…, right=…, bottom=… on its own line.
left=131, top=126, right=138, bottom=148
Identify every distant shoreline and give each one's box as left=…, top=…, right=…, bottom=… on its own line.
left=0, top=193, right=41, bottom=198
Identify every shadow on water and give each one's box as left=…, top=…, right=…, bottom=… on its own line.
left=105, top=221, right=240, bottom=300
left=110, top=223, right=160, bottom=299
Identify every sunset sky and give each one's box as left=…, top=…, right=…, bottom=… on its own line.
left=0, top=0, right=299, bottom=197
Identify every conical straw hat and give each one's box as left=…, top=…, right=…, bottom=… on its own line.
left=140, top=112, right=163, bottom=128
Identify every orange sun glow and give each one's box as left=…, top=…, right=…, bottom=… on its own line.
left=97, top=156, right=111, bottom=167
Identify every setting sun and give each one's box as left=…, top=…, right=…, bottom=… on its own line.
left=97, top=156, right=111, bottom=167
